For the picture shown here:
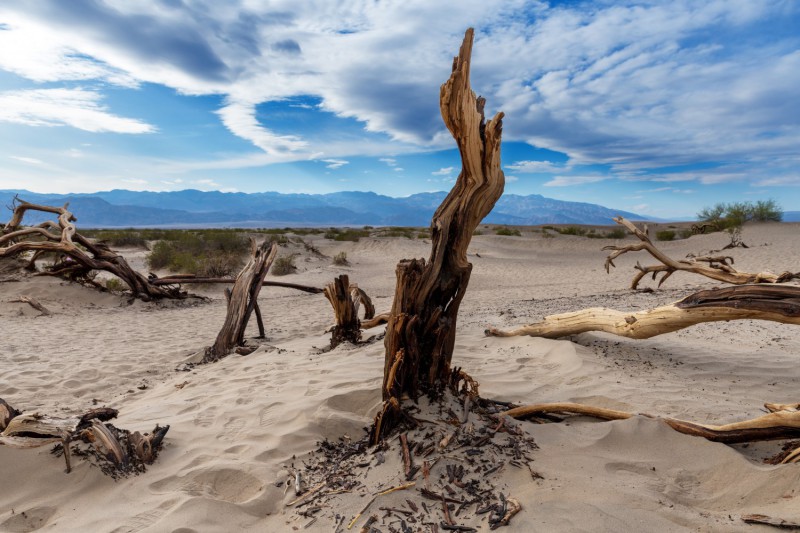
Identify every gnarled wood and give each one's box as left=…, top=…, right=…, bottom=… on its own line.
left=486, top=285, right=800, bottom=340
left=205, top=239, right=278, bottom=362
left=10, top=295, right=50, bottom=316
left=604, top=217, right=799, bottom=289
left=372, top=28, right=505, bottom=443
left=149, top=275, right=324, bottom=294
left=502, top=401, right=800, bottom=445
left=1, top=197, right=185, bottom=300
left=323, top=274, right=376, bottom=348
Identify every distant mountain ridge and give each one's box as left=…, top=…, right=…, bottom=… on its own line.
left=0, top=189, right=651, bottom=227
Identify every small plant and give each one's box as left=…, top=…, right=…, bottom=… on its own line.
left=655, top=230, right=675, bottom=241
left=332, top=251, right=349, bottom=266
left=271, top=254, right=298, bottom=276
left=679, top=229, right=693, bottom=239
left=473, top=229, right=483, bottom=236
left=605, top=228, right=626, bottom=239
left=324, top=229, right=370, bottom=242
left=105, top=277, right=126, bottom=293
left=556, top=226, right=587, bottom=236
left=542, top=230, right=555, bottom=239
left=495, top=227, right=521, bottom=236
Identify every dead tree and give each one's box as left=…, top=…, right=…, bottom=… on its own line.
left=323, top=274, right=376, bottom=348
left=0, top=197, right=184, bottom=300
left=204, top=240, right=278, bottom=362
left=486, top=285, right=800, bottom=340
left=371, top=28, right=505, bottom=442
left=501, top=401, right=800, bottom=461
left=0, top=398, right=169, bottom=474
left=604, top=217, right=799, bottom=289
left=149, top=274, right=323, bottom=294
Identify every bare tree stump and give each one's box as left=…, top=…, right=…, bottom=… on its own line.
left=372, top=28, right=505, bottom=442
left=604, top=217, right=799, bottom=289
left=205, top=240, right=278, bottom=362
left=486, top=285, right=800, bottom=340
left=323, top=274, right=376, bottom=348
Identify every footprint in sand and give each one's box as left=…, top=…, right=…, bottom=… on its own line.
left=219, top=417, right=246, bottom=441
left=108, top=509, right=166, bottom=533
left=258, top=402, right=283, bottom=427
left=152, top=468, right=263, bottom=504
left=192, top=406, right=218, bottom=428
left=1, top=506, right=56, bottom=532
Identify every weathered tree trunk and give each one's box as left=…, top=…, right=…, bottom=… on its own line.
left=205, top=240, right=278, bottom=362
left=323, top=274, right=375, bottom=348
left=486, top=285, right=800, bottom=340
left=0, top=197, right=185, bottom=300
left=605, top=217, right=799, bottom=289
left=372, top=28, right=505, bottom=442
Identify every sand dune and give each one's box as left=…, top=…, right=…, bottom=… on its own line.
left=2, top=222, right=799, bottom=532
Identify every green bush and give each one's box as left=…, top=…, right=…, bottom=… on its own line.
left=697, top=199, right=782, bottom=230
left=655, top=230, right=675, bottom=241
left=271, top=254, right=298, bottom=276
left=323, top=228, right=370, bottom=241
left=495, top=227, right=521, bottom=236
left=105, top=277, right=126, bottom=292
left=605, top=228, right=626, bottom=239
left=332, top=251, right=349, bottom=266
left=556, top=226, right=587, bottom=236
left=473, top=229, right=483, bottom=236
left=146, top=230, right=249, bottom=276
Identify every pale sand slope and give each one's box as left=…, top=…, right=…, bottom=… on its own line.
left=1, top=222, right=799, bottom=532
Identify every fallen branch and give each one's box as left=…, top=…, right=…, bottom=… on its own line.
left=604, top=217, right=799, bottom=289
left=741, top=514, right=800, bottom=529
left=150, top=275, right=323, bottom=294
left=502, top=401, right=800, bottom=445
left=486, top=285, right=800, bottom=340
left=10, top=295, right=50, bottom=316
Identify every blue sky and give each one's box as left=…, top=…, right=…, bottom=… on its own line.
left=0, top=1, right=798, bottom=219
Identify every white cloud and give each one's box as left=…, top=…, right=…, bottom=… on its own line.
left=431, top=167, right=453, bottom=176
left=543, top=175, right=607, bottom=187
left=505, top=160, right=564, bottom=173
left=9, top=155, right=43, bottom=165
left=506, top=175, right=519, bottom=182
left=0, top=88, right=154, bottom=133
left=0, top=1, right=797, bottom=187
left=379, top=157, right=397, bottom=166
left=321, top=158, right=348, bottom=169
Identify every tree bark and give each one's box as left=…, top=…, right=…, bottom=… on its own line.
left=372, top=28, right=505, bottom=442
left=205, top=240, right=278, bottom=362
left=486, top=285, right=800, bottom=340
left=604, top=217, right=799, bottom=289
left=323, top=274, right=375, bottom=348
left=1, top=197, right=185, bottom=300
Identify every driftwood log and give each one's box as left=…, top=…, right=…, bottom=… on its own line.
left=605, top=217, right=799, bottom=289
left=0, top=197, right=184, bottom=300
left=502, top=401, right=800, bottom=460
left=486, top=285, right=800, bottom=340
left=372, top=28, right=505, bottom=443
left=10, top=295, right=50, bottom=316
left=205, top=240, right=278, bottom=362
left=0, top=398, right=169, bottom=474
left=323, top=274, right=375, bottom=348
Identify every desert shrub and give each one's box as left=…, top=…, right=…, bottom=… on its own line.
left=105, top=277, right=126, bottom=292
left=542, top=230, right=555, bottom=238
left=655, top=230, right=675, bottom=241
left=473, top=230, right=483, bottom=236
left=303, top=240, right=324, bottom=256
left=271, top=254, right=298, bottom=276
left=605, top=228, right=626, bottom=239
left=679, top=229, right=693, bottom=239
left=146, top=230, right=249, bottom=275
left=495, top=227, right=521, bottom=236
left=382, top=227, right=414, bottom=238
left=332, top=251, right=349, bottom=266
left=556, top=226, right=587, bottom=236
left=697, top=199, right=782, bottom=230
left=324, top=228, right=370, bottom=241
left=542, top=225, right=555, bottom=231
left=417, top=232, right=428, bottom=239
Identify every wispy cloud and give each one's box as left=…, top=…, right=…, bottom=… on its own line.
left=322, top=158, right=348, bottom=169
left=431, top=167, right=453, bottom=176
left=505, top=160, right=564, bottom=173
left=9, top=155, right=43, bottom=165
left=0, top=88, right=154, bottom=133
left=543, top=175, right=607, bottom=187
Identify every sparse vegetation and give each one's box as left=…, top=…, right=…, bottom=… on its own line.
left=495, top=227, right=521, bottom=236
left=333, top=251, right=349, bottom=266
left=324, top=228, right=370, bottom=241
left=105, top=277, right=125, bottom=292
left=655, top=230, right=676, bottom=241
left=146, top=230, right=249, bottom=276
left=605, top=228, right=626, bottom=239
left=556, top=226, right=587, bottom=236
left=271, top=254, right=298, bottom=276
left=698, top=199, right=782, bottom=231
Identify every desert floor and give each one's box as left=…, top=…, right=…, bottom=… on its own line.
left=2, top=222, right=800, bottom=532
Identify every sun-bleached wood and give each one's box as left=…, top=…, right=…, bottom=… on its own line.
left=205, top=240, right=278, bottom=362
left=486, top=285, right=800, bottom=340
left=372, top=28, right=505, bottom=443
left=604, top=217, right=799, bottom=289
left=323, top=274, right=376, bottom=348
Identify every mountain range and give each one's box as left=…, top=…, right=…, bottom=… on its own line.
left=2, top=189, right=652, bottom=228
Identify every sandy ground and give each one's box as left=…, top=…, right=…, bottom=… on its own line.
left=1, top=222, right=799, bottom=532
